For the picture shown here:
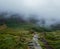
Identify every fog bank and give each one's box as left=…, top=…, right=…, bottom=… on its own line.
left=0, top=0, right=60, bottom=25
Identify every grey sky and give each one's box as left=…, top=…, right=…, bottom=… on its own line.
left=0, top=0, right=60, bottom=24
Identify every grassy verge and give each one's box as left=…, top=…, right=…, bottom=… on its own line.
left=38, top=31, right=60, bottom=49
left=38, top=33, right=46, bottom=49
left=38, top=40, right=46, bottom=49
left=45, top=31, right=60, bottom=49
left=0, top=26, right=33, bottom=49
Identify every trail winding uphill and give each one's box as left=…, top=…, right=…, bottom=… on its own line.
left=32, top=34, right=42, bottom=49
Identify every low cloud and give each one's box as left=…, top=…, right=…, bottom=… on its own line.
left=0, top=0, right=60, bottom=25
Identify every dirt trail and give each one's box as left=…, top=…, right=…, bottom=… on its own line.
left=40, top=38, right=54, bottom=49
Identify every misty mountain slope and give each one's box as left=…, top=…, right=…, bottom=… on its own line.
left=0, top=0, right=60, bottom=49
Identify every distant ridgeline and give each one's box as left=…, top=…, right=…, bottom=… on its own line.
left=0, top=13, right=38, bottom=30
left=0, top=18, right=5, bottom=25
left=0, top=13, right=60, bottom=31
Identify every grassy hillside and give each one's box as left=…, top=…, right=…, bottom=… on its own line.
left=45, top=31, right=60, bottom=49
left=0, top=16, right=38, bottom=49
left=0, top=17, right=60, bottom=49
left=0, top=24, right=34, bottom=49
left=38, top=31, right=60, bottom=49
